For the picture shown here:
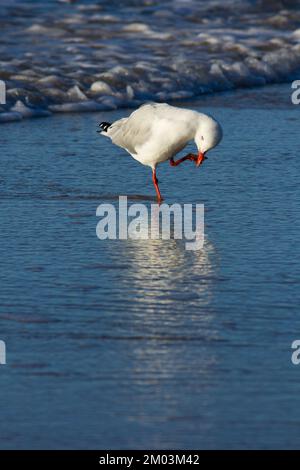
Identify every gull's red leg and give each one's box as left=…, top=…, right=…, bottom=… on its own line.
left=169, top=153, right=197, bottom=166
left=152, top=168, right=163, bottom=203
left=170, top=151, right=207, bottom=167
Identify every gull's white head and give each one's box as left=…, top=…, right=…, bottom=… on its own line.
left=194, top=114, right=223, bottom=166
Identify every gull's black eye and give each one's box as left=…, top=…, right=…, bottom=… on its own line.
left=201, top=136, right=204, bottom=141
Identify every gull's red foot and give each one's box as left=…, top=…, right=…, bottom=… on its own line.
left=170, top=152, right=207, bottom=167
left=170, top=154, right=197, bottom=166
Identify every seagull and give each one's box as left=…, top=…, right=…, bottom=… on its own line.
left=97, top=103, right=222, bottom=202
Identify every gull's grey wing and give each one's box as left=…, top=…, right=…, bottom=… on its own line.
left=107, top=104, right=158, bottom=154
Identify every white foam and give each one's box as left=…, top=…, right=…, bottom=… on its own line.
left=67, top=85, right=88, bottom=102
left=90, top=81, right=114, bottom=95
left=10, top=100, right=51, bottom=118
left=1, top=0, right=300, bottom=123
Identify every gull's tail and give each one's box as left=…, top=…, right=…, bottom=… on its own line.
left=97, top=122, right=112, bottom=134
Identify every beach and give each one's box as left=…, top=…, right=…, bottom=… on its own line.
left=1, top=83, right=300, bottom=449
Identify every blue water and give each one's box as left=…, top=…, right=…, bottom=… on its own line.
left=1, top=84, right=300, bottom=449
left=1, top=0, right=300, bottom=122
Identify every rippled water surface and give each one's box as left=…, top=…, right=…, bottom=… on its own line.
left=1, top=85, right=300, bottom=449
left=1, top=0, right=300, bottom=121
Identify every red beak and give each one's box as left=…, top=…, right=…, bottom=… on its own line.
left=196, top=151, right=206, bottom=167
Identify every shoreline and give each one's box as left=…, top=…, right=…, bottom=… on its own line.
left=0, top=82, right=295, bottom=125
left=2, top=0, right=300, bottom=126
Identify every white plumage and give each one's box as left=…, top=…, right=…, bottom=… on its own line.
left=98, top=103, right=223, bottom=201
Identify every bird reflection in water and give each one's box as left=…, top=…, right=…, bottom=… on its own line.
left=118, top=202, right=219, bottom=318
left=115, top=208, right=220, bottom=429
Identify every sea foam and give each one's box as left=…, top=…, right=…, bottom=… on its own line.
left=0, top=0, right=300, bottom=123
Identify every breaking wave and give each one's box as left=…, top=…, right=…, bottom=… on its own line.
left=1, top=0, right=300, bottom=122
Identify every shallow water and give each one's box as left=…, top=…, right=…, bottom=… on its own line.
left=1, top=0, right=300, bottom=121
left=1, top=84, right=300, bottom=449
